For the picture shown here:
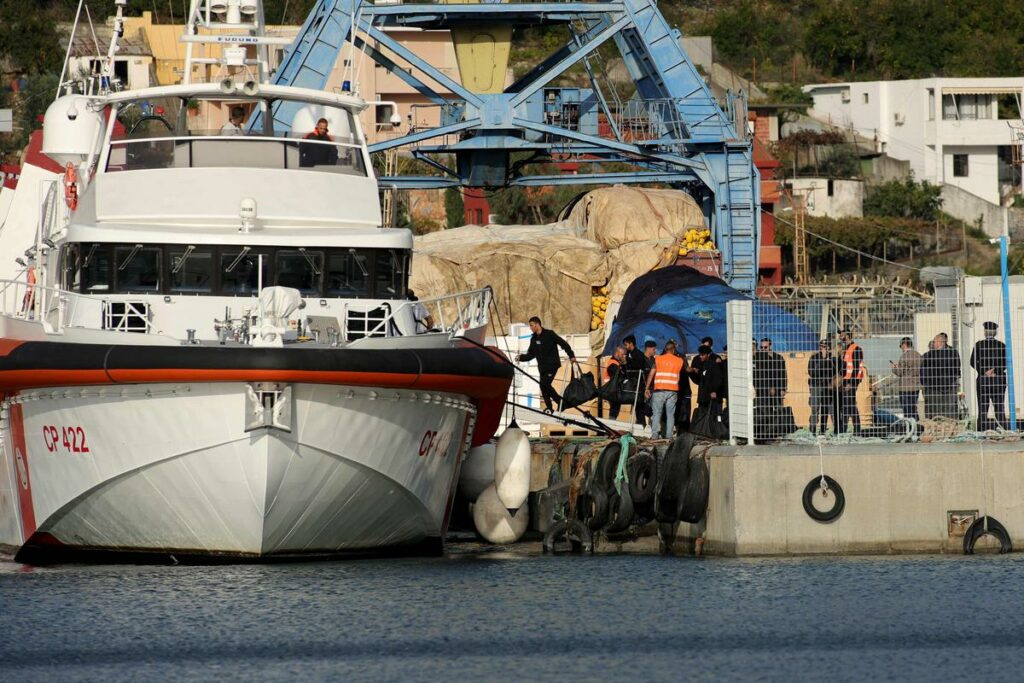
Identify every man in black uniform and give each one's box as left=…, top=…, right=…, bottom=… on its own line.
left=921, top=332, right=961, bottom=419
left=517, top=316, right=575, bottom=413
left=970, top=321, right=1007, bottom=430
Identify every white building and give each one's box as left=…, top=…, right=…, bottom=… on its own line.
left=789, top=178, right=864, bottom=219
left=804, top=78, right=1024, bottom=207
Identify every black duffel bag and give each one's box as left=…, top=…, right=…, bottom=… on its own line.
left=690, top=402, right=729, bottom=440
left=598, top=369, right=643, bottom=408
left=560, top=361, right=596, bottom=411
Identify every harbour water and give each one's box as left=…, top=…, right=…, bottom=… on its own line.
left=2, top=550, right=1023, bottom=681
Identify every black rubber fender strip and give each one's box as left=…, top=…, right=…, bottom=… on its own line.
left=543, top=519, right=593, bottom=554
left=802, top=475, right=846, bottom=523
left=102, top=346, right=116, bottom=384
left=963, top=516, right=1012, bottom=555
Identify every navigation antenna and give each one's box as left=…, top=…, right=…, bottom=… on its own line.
left=182, top=0, right=292, bottom=86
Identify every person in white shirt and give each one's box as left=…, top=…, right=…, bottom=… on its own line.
left=407, top=289, right=434, bottom=333
left=220, top=106, right=245, bottom=135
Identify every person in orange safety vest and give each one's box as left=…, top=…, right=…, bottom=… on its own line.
left=838, top=328, right=865, bottom=435
left=644, top=340, right=683, bottom=439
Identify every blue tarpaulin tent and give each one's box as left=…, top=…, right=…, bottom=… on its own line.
left=603, top=267, right=818, bottom=355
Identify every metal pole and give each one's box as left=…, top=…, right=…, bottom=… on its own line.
left=1000, top=212, right=1017, bottom=429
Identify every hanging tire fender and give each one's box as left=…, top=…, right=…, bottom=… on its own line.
left=543, top=519, right=593, bottom=554
left=578, top=486, right=611, bottom=531
left=802, top=475, right=846, bottom=523
left=677, top=454, right=710, bottom=524
left=628, top=450, right=658, bottom=506
left=655, top=434, right=693, bottom=522
left=605, top=486, right=635, bottom=533
left=963, top=516, right=1012, bottom=555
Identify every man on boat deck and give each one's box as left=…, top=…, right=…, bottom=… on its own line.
left=300, top=117, right=339, bottom=167
left=220, top=106, right=245, bottom=135
left=407, top=289, right=435, bottom=333
left=517, top=316, right=575, bottom=414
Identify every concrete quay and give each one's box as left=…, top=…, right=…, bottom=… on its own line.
left=675, top=440, right=1024, bottom=556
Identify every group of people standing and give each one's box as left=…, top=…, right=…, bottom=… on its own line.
left=892, top=322, right=1007, bottom=428
left=801, top=329, right=866, bottom=435
left=803, top=323, right=1007, bottom=434
left=604, top=335, right=727, bottom=440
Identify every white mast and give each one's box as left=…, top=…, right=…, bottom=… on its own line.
left=182, top=0, right=290, bottom=86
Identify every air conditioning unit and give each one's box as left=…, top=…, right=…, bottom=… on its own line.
left=894, top=112, right=906, bottom=125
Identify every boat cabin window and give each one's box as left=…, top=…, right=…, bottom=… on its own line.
left=64, top=243, right=408, bottom=299
left=114, top=245, right=162, bottom=293
left=170, top=246, right=214, bottom=294
left=60, top=244, right=81, bottom=292
left=374, top=249, right=408, bottom=298
left=276, top=249, right=323, bottom=295
left=326, top=250, right=371, bottom=298
left=220, top=248, right=271, bottom=296
left=107, top=97, right=366, bottom=176
left=82, top=244, right=112, bottom=293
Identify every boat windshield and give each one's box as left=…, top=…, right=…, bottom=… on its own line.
left=106, top=97, right=366, bottom=176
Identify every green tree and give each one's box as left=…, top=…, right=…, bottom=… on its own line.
left=864, top=179, right=943, bottom=222
left=0, top=0, right=64, bottom=74
left=488, top=187, right=529, bottom=224
left=444, top=187, right=464, bottom=228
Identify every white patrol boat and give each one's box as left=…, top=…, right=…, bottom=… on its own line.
left=0, top=0, right=511, bottom=563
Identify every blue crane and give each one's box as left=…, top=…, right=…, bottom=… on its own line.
left=264, top=0, right=761, bottom=292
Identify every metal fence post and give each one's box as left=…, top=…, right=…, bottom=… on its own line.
left=1000, top=233, right=1018, bottom=430
left=727, top=299, right=754, bottom=443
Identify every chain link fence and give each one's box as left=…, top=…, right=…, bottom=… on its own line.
left=726, top=282, right=1022, bottom=444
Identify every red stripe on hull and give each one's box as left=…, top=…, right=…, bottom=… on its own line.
left=8, top=402, right=36, bottom=540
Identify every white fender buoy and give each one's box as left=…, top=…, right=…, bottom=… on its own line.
left=458, top=442, right=496, bottom=501
left=494, top=426, right=531, bottom=509
left=472, top=483, right=529, bottom=544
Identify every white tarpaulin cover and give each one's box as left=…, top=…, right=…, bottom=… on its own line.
left=410, top=186, right=705, bottom=335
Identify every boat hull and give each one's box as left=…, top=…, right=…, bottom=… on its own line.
left=1, top=381, right=478, bottom=563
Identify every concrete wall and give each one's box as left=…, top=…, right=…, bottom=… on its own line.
left=941, top=184, right=1024, bottom=237
left=862, top=154, right=911, bottom=184
left=678, top=441, right=1024, bottom=556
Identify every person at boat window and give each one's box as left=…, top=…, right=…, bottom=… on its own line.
left=407, top=289, right=434, bottom=333
left=517, top=316, right=575, bottom=414
left=300, top=118, right=338, bottom=167
left=220, top=106, right=245, bottom=135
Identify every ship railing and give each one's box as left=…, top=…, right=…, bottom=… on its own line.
left=0, top=279, right=153, bottom=335
left=361, top=286, right=492, bottom=339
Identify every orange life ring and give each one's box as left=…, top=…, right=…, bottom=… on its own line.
left=64, top=163, right=78, bottom=210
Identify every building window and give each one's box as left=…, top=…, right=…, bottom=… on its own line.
left=375, top=104, right=394, bottom=127
left=928, top=89, right=935, bottom=120
left=953, top=154, right=969, bottom=177
left=942, top=93, right=992, bottom=121
left=827, top=179, right=834, bottom=197
left=862, top=92, right=869, bottom=104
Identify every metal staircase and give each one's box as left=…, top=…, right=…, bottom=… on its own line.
left=267, top=0, right=762, bottom=292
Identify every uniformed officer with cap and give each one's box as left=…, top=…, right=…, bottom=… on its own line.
left=970, top=321, right=1007, bottom=430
